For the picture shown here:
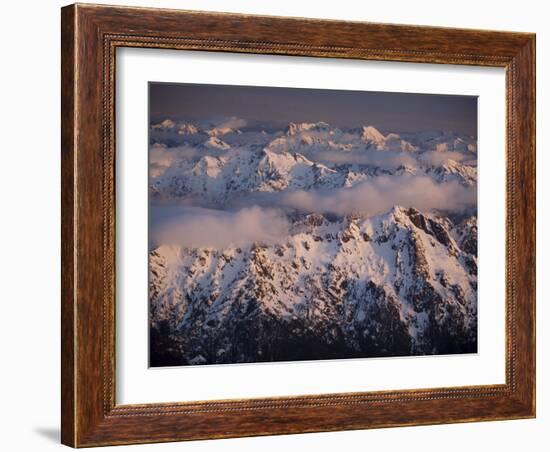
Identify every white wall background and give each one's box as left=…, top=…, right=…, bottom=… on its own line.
left=0, top=1, right=546, bottom=450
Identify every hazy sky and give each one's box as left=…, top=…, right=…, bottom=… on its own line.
left=150, top=82, right=478, bottom=136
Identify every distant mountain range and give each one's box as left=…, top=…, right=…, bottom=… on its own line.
left=148, top=119, right=478, bottom=366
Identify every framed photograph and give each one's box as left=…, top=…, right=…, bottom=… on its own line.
left=61, top=3, right=536, bottom=447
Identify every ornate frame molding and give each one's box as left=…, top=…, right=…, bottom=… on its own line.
left=62, top=4, right=535, bottom=447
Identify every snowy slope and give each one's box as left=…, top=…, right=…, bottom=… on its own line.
left=148, top=119, right=478, bottom=366
left=150, top=208, right=477, bottom=365
left=149, top=121, right=478, bottom=205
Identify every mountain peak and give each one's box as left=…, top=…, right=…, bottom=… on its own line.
left=152, top=119, right=175, bottom=130
left=360, top=125, right=385, bottom=143
left=286, top=121, right=331, bottom=136
left=178, top=123, right=199, bottom=135
left=203, top=136, right=231, bottom=150
left=192, top=155, right=223, bottom=177
left=207, top=126, right=240, bottom=137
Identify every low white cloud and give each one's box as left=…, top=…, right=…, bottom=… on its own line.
left=150, top=143, right=200, bottom=167
left=276, top=175, right=476, bottom=216
left=308, top=149, right=476, bottom=171
left=418, top=150, right=473, bottom=167
left=213, top=116, right=248, bottom=130
left=149, top=143, right=227, bottom=178
left=151, top=206, right=289, bottom=249
left=309, top=149, right=418, bottom=169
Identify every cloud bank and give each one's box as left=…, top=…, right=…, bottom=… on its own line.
left=308, top=149, right=475, bottom=171
left=309, top=149, right=418, bottom=169
left=149, top=143, right=227, bottom=178
left=279, top=175, right=475, bottom=216
left=149, top=143, right=201, bottom=168
left=231, top=175, right=476, bottom=217
left=417, top=150, right=475, bottom=167
left=151, top=206, right=289, bottom=249
left=214, top=116, right=248, bottom=130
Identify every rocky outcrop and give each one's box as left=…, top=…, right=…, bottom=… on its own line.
left=149, top=208, right=478, bottom=366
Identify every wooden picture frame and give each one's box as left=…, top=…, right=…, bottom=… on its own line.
left=61, top=3, right=536, bottom=447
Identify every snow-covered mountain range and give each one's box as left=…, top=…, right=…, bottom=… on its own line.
left=148, top=119, right=478, bottom=366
